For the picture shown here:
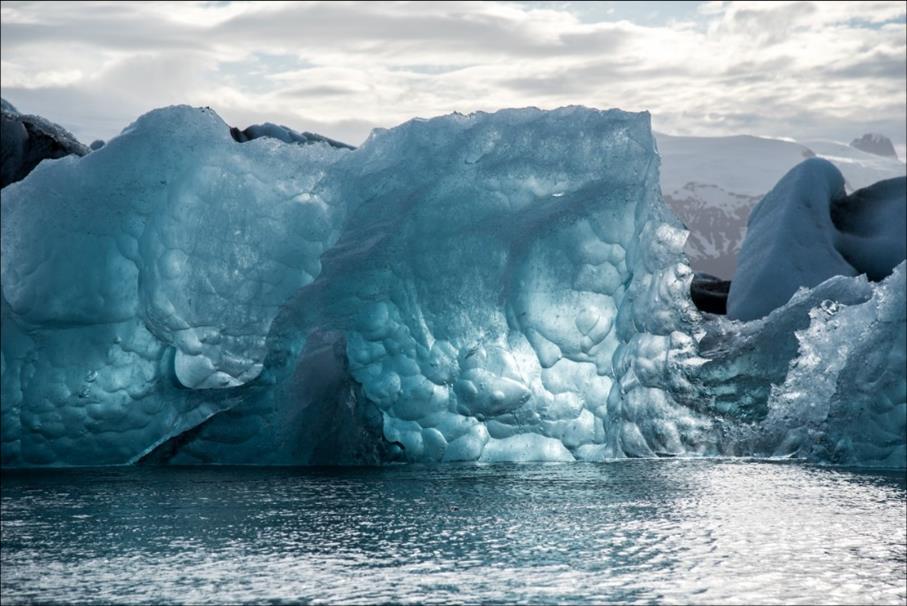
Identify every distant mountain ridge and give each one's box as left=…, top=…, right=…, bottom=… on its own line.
left=850, top=133, right=898, bottom=159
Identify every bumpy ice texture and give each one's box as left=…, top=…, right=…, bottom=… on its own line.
left=158, top=107, right=710, bottom=465
left=1, top=106, right=349, bottom=465
left=2, top=106, right=710, bottom=465
left=2, top=105, right=904, bottom=468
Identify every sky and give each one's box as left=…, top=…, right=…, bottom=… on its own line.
left=1, top=1, right=905, bottom=155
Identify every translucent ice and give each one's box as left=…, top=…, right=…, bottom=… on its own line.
left=1, top=105, right=904, bottom=468
left=688, top=263, right=906, bottom=467
left=148, top=107, right=706, bottom=465
left=2, top=106, right=350, bottom=464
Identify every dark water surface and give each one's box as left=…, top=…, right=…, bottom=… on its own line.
left=2, top=460, right=905, bottom=604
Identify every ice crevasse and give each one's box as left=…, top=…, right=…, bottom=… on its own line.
left=1, top=105, right=904, bottom=468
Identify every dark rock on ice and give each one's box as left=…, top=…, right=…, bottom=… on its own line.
left=690, top=273, right=730, bottom=315
left=230, top=122, right=354, bottom=150
left=1, top=98, right=89, bottom=188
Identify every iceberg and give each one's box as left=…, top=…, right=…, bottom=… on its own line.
left=1, top=97, right=89, bottom=188
left=692, top=264, right=905, bottom=467
left=1, top=105, right=904, bottom=468
left=2, top=106, right=350, bottom=465
left=658, top=133, right=906, bottom=280
left=728, top=158, right=906, bottom=321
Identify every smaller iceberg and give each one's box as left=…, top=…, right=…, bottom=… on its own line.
left=1, top=97, right=89, bottom=188
left=728, top=158, right=906, bottom=321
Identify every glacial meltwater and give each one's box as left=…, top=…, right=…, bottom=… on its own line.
left=2, top=460, right=905, bottom=605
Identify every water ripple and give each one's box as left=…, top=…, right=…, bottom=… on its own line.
left=2, top=460, right=905, bottom=604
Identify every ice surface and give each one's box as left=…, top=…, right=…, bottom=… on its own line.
left=1, top=98, right=89, bottom=188
left=1, top=98, right=19, bottom=114
left=728, top=159, right=852, bottom=320
left=696, top=264, right=906, bottom=467
left=1, top=105, right=904, bottom=468
left=1, top=106, right=350, bottom=464
left=833, top=176, right=907, bottom=281
left=757, top=263, right=906, bottom=467
left=146, top=107, right=706, bottom=465
left=728, top=158, right=906, bottom=321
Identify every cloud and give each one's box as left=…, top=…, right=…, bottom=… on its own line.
left=1, top=0, right=904, bottom=149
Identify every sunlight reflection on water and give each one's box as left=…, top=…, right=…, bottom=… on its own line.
left=2, top=460, right=905, bottom=604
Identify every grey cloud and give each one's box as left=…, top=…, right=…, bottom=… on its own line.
left=389, top=64, right=476, bottom=75
left=502, top=59, right=687, bottom=96
left=732, top=1, right=817, bottom=27
left=821, top=51, right=907, bottom=80
left=2, top=2, right=632, bottom=65
left=1, top=10, right=204, bottom=52
left=727, top=1, right=819, bottom=45
left=280, top=84, right=365, bottom=98
left=1, top=1, right=903, bottom=150
left=554, top=28, right=630, bottom=54
left=211, top=2, right=629, bottom=58
left=718, top=56, right=797, bottom=80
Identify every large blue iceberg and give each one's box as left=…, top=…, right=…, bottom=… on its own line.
left=1, top=106, right=904, bottom=468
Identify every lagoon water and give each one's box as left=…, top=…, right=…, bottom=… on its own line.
left=2, top=460, right=905, bottom=604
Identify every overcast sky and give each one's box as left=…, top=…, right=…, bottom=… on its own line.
left=2, top=1, right=905, bottom=154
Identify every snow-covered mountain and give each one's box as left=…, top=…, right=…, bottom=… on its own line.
left=657, top=133, right=907, bottom=278
left=850, top=133, right=898, bottom=159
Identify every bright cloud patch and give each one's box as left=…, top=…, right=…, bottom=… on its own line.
left=0, top=1, right=904, bottom=147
